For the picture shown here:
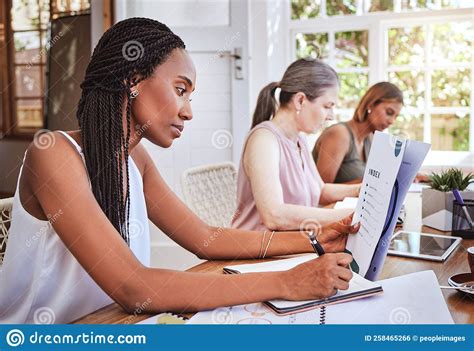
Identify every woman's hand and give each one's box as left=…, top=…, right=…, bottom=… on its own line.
left=317, top=214, right=360, bottom=253
left=354, top=183, right=362, bottom=197
left=281, top=253, right=353, bottom=300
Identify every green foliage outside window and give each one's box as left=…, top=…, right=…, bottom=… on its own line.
left=291, top=1, right=473, bottom=151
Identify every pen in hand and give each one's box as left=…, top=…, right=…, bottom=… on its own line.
left=308, top=230, right=325, bottom=256
left=307, top=229, right=353, bottom=272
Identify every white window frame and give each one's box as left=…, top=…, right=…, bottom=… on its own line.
left=288, top=5, right=474, bottom=160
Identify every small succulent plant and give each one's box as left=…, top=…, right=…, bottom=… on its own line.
left=429, top=168, right=473, bottom=192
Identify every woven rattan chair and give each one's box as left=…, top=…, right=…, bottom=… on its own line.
left=181, top=162, right=237, bottom=227
left=0, top=197, right=13, bottom=264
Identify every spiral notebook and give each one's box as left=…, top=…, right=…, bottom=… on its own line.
left=223, top=254, right=383, bottom=315
left=188, top=271, right=453, bottom=324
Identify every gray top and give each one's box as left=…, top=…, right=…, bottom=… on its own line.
left=313, top=122, right=372, bottom=183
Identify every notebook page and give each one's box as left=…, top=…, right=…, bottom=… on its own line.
left=268, top=270, right=381, bottom=309
left=224, top=254, right=381, bottom=310
left=224, top=254, right=317, bottom=273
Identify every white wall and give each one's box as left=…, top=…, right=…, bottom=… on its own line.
left=248, top=0, right=289, bottom=116
left=90, top=0, right=104, bottom=50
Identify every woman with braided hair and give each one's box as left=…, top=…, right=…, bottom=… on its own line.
left=0, top=18, right=357, bottom=323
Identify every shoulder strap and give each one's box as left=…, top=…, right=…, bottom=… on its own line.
left=363, top=134, right=372, bottom=160
left=56, top=131, right=83, bottom=154
left=56, top=131, right=88, bottom=170
left=340, top=122, right=356, bottom=155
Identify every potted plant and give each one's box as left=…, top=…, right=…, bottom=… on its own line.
left=422, top=168, right=474, bottom=231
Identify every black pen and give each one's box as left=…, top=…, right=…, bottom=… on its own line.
left=308, top=230, right=325, bottom=256
left=308, top=230, right=354, bottom=273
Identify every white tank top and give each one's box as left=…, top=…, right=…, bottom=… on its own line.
left=0, top=131, right=150, bottom=323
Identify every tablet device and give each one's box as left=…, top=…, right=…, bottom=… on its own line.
left=388, top=231, right=461, bottom=261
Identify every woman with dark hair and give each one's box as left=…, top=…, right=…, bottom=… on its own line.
left=232, top=58, right=360, bottom=233
left=313, top=82, right=403, bottom=184
left=0, top=18, right=357, bottom=324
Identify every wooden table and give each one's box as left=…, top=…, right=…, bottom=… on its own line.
left=73, top=193, right=474, bottom=324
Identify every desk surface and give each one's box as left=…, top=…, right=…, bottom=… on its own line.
left=73, top=193, right=474, bottom=324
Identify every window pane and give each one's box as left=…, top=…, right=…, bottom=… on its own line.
left=335, top=31, right=368, bottom=68
left=40, top=0, right=50, bottom=29
left=14, top=32, right=41, bottom=65
left=368, top=0, right=393, bottom=12
left=11, top=0, right=40, bottom=31
left=389, top=112, right=424, bottom=142
left=388, top=71, right=425, bottom=109
left=338, top=73, right=369, bottom=109
left=400, top=0, right=429, bottom=10
left=441, top=0, right=474, bottom=9
left=388, top=26, right=424, bottom=66
left=431, top=69, right=470, bottom=107
left=291, top=0, right=321, bottom=19
left=431, top=114, right=469, bottom=151
left=53, top=0, right=91, bottom=13
left=295, top=33, right=329, bottom=60
left=15, top=65, right=43, bottom=98
left=400, top=0, right=474, bottom=10
left=16, top=99, right=43, bottom=128
left=327, top=0, right=357, bottom=16
left=432, top=22, right=473, bottom=65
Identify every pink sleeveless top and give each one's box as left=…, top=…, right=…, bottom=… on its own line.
left=232, top=121, right=324, bottom=231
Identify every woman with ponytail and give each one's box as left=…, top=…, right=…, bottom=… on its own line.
left=232, top=58, right=360, bottom=232
left=0, top=19, right=357, bottom=324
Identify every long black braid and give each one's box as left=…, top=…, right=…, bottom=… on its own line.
left=76, top=18, right=185, bottom=244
